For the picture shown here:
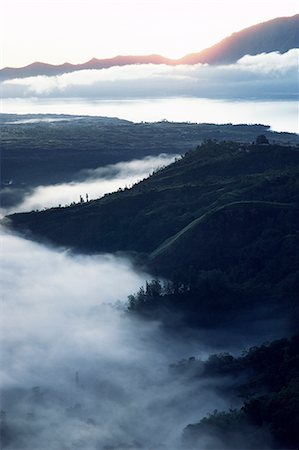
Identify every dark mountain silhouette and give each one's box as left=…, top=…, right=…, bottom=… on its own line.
left=0, top=54, right=176, bottom=80
left=180, top=13, right=299, bottom=65
left=1, top=14, right=298, bottom=80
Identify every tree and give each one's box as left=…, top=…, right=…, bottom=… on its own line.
left=256, top=134, right=269, bottom=145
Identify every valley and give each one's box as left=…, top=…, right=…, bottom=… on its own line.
left=1, top=115, right=299, bottom=449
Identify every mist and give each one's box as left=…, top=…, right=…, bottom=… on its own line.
left=1, top=225, right=246, bottom=450
left=1, top=154, right=179, bottom=215
left=1, top=113, right=289, bottom=449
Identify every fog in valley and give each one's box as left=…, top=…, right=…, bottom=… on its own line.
left=1, top=154, right=179, bottom=215
left=1, top=225, right=245, bottom=450
left=1, top=135, right=295, bottom=449
left=1, top=6, right=298, bottom=449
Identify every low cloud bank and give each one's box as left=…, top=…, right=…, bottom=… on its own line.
left=2, top=50, right=298, bottom=101
left=1, top=227, right=234, bottom=449
left=1, top=154, right=179, bottom=215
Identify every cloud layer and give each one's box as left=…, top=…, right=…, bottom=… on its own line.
left=1, top=227, right=232, bottom=449
left=3, top=50, right=298, bottom=101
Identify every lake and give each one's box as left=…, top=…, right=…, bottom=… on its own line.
left=2, top=97, right=298, bottom=133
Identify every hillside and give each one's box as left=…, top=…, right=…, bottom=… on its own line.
left=177, top=334, right=299, bottom=449
left=1, top=116, right=298, bottom=210
left=6, top=140, right=299, bottom=329
left=6, top=140, right=299, bottom=251
left=7, top=140, right=299, bottom=254
left=1, top=15, right=298, bottom=80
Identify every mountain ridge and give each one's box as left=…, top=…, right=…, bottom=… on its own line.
left=5, top=139, right=299, bottom=330
left=1, top=14, right=298, bottom=80
left=6, top=140, right=299, bottom=256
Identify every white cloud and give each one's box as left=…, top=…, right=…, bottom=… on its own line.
left=0, top=226, right=227, bottom=449
left=237, top=49, right=299, bottom=73
left=2, top=50, right=298, bottom=100
left=2, top=154, right=179, bottom=215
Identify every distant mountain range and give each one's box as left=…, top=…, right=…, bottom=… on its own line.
left=1, top=14, right=298, bottom=80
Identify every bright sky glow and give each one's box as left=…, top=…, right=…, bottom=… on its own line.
left=1, top=0, right=298, bottom=69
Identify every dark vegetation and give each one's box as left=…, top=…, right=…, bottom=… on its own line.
left=1, top=14, right=298, bottom=79
left=3, top=126, right=299, bottom=449
left=2, top=114, right=297, bottom=209
left=2, top=115, right=297, bottom=187
left=7, top=139, right=299, bottom=332
left=178, top=334, right=299, bottom=449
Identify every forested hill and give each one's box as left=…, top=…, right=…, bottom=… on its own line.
left=6, top=140, right=299, bottom=328
left=2, top=118, right=297, bottom=189
left=7, top=139, right=299, bottom=253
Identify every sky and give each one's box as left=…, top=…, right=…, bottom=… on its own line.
left=1, top=0, right=298, bottom=69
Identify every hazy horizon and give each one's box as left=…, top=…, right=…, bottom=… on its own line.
left=1, top=0, right=298, bottom=69
left=2, top=49, right=298, bottom=133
